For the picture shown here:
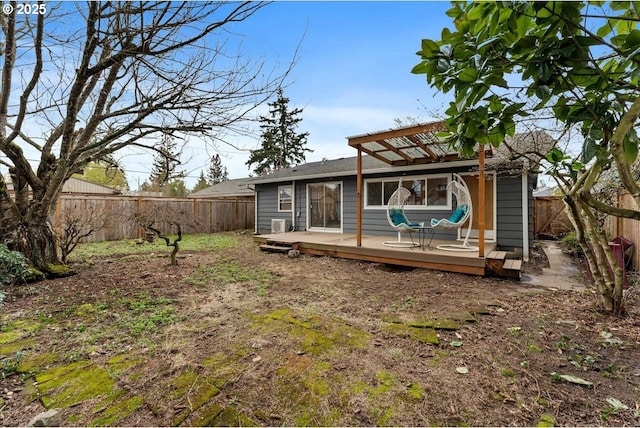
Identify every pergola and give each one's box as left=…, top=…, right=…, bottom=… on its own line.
left=347, top=121, right=492, bottom=257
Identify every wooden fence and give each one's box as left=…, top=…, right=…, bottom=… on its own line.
left=533, top=196, right=573, bottom=238
left=533, top=193, right=640, bottom=271
left=54, top=195, right=254, bottom=243
left=603, top=192, right=640, bottom=271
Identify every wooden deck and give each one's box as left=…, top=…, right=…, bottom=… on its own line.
left=254, top=231, right=520, bottom=277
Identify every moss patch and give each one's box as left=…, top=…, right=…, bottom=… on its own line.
left=35, top=360, right=115, bottom=408
left=17, top=352, right=59, bottom=374
left=45, top=263, right=75, bottom=278
left=89, top=395, right=145, bottom=426
left=382, top=323, right=439, bottom=345
left=0, top=338, right=35, bottom=355
left=209, top=406, right=256, bottom=427
left=252, top=308, right=370, bottom=355
left=170, top=369, right=221, bottom=426
left=407, top=382, right=424, bottom=401
left=0, top=331, right=24, bottom=346
left=408, top=318, right=459, bottom=330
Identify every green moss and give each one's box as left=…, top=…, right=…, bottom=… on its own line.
left=253, top=309, right=370, bottom=355
left=537, top=413, right=556, bottom=427
left=17, top=352, right=59, bottom=373
left=277, top=355, right=332, bottom=402
left=374, top=406, right=395, bottom=426
left=190, top=402, right=225, bottom=426
left=35, top=360, right=115, bottom=408
left=449, top=312, right=477, bottom=323
left=501, top=368, right=517, bottom=377
left=45, top=263, right=75, bottom=278
left=382, top=323, right=439, bottom=345
left=89, top=395, right=145, bottom=426
left=170, top=369, right=221, bottom=426
left=407, top=382, right=424, bottom=400
left=371, top=371, right=395, bottom=396
left=408, top=318, right=459, bottom=330
left=380, top=313, right=403, bottom=324
left=75, top=303, right=96, bottom=317
left=528, top=343, right=543, bottom=353
left=0, top=331, right=23, bottom=345
left=107, top=354, right=143, bottom=372
left=27, top=266, right=46, bottom=281
left=0, top=338, right=35, bottom=354
left=210, top=406, right=256, bottom=427
left=12, top=319, right=42, bottom=333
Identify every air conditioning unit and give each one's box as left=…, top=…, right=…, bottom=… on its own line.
left=271, top=219, right=291, bottom=234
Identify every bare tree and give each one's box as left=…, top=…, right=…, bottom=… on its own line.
left=0, top=1, right=288, bottom=275
left=132, top=203, right=199, bottom=266
left=57, top=202, right=114, bottom=263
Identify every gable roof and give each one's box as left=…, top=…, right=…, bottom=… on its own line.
left=188, top=177, right=254, bottom=198
left=250, top=127, right=554, bottom=184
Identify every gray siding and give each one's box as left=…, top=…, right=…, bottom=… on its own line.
left=495, top=174, right=534, bottom=250
left=255, top=182, right=294, bottom=234
left=256, top=170, right=532, bottom=251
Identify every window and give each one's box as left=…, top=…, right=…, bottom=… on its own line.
left=364, top=174, right=450, bottom=209
left=426, top=176, right=448, bottom=206
left=278, top=185, right=292, bottom=212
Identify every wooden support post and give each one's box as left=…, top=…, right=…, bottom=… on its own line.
left=356, top=149, right=362, bottom=247
left=478, top=145, right=485, bottom=258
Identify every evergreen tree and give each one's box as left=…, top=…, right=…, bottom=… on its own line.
left=246, top=88, right=311, bottom=176
left=146, top=135, right=185, bottom=192
left=207, top=154, right=229, bottom=185
left=192, top=171, right=210, bottom=193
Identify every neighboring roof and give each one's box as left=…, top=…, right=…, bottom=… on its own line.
left=533, top=187, right=557, bottom=197
left=5, top=176, right=121, bottom=194
left=497, top=131, right=556, bottom=166
left=62, top=177, right=122, bottom=194
left=188, top=177, right=254, bottom=198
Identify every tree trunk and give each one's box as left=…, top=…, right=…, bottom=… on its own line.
left=0, top=215, right=72, bottom=278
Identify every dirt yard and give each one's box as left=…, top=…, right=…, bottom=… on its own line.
left=1, top=232, right=639, bottom=426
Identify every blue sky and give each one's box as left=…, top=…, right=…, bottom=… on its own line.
left=1, top=1, right=458, bottom=189
left=157, top=1, right=457, bottom=187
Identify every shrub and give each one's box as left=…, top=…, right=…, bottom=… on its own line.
left=0, top=244, right=31, bottom=305
left=561, top=232, right=583, bottom=257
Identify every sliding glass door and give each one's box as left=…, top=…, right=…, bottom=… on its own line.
left=308, top=182, right=342, bottom=231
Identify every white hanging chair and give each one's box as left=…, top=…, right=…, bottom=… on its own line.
left=430, top=173, right=478, bottom=252
left=383, top=184, right=423, bottom=248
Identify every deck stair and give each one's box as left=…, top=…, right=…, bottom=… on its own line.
left=486, top=250, right=522, bottom=280
left=259, top=240, right=297, bottom=253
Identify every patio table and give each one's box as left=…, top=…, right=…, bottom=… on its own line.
left=414, top=225, right=435, bottom=250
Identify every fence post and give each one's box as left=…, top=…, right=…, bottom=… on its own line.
left=55, top=197, right=63, bottom=238
left=137, top=195, right=142, bottom=239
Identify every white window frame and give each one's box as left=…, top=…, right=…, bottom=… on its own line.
left=278, top=185, right=292, bottom=212
left=363, top=173, right=451, bottom=210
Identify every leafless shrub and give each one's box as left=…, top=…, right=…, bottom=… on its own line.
left=132, top=203, right=200, bottom=266
left=57, top=203, right=114, bottom=263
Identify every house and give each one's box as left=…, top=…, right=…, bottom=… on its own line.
left=6, top=176, right=122, bottom=196
left=251, top=122, right=552, bottom=276
left=188, top=177, right=254, bottom=200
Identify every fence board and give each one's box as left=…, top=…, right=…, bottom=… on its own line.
left=604, top=192, right=640, bottom=271
left=55, top=195, right=254, bottom=243
left=533, top=196, right=572, bottom=238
